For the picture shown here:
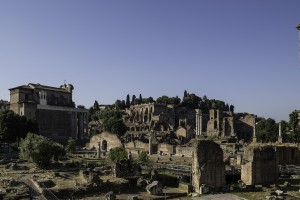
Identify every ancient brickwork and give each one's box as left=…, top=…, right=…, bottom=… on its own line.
left=234, top=113, right=255, bottom=141
left=241, top=144, right=300, bottom=186
left=36, top=109, right=77, bottom=142
left=176, top=127, right=195, bottom=142
left=241, top=145, right=278, bottom=185
left=176, top=146, right=193, bottom=157
left=89, top=132, right=123, bottom=153
left=207, top=110, right=234, bottom=138
left=276, top=145, right=300, bottom=165
left=125, top=103, right=196, bottom=135
left=192, top=140, right=226, bottom=193
left=158, top=143, right=175, bottom=155
left=124, top=140, right=149, bottom=154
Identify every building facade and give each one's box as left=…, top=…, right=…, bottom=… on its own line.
left=9, top=83, right=88, bottom=143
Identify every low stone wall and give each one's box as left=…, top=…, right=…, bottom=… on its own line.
left=158, top=144, right=175, bottom=155
left=178, top=183, right=192, bottom=193
left=176, top=146, right=193, bottom=157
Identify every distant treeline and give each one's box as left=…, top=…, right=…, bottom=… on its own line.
left=111, top=90, right=234, bottom=114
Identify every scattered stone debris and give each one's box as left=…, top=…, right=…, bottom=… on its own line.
left=275, top=189, right=283, bottom=196
left=137, top=177, right=148, bottom=188
left=266, top=195, right=276, bottom=200
left=128, top=195, right=139, bottom=200
left=146, top=181, right=163, bottom=195
left=200, top=184, right=210, bottom=194
left=106, top=191, right=116, bottom=200
left=37, top=179, right=55, bottom=188
left=283, top=181, right=291, bottom=187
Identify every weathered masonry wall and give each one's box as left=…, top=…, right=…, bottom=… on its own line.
left=276, top=145, right=300, bottom=165
left=241, top=144, right=300, bottom=186
left=241, top=146, right=277, bottom=186
left=192, top=140, right=226, bottom=193
left=36, top=105, right=88, bottom=143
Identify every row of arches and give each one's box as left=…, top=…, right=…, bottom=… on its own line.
left=131, top=106, right=154, bottom=123
left=132, top=106, right=154, bottom=117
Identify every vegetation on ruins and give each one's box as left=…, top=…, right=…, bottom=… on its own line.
left=255, top=118, right=279, bottom=143
left=255, top=112, right=298, bottom=143
left=289, top=110, right=299, bottom=132
left=19, top=133, right=65, bottom=168
left=66, top=138, right=76, bottom=154
left=88, top=100, right=100, bottom=121
left=0, top=110, right=38, bottom=143
left=108, top=146, right=128, bottom=162
left=138, top=150, right=148, bottom=162
left=289, top=110, right=300, bottom=142
left=95, top=108, right=127, bottom=136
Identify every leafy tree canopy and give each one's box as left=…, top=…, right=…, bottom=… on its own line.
left=108, top=147, right=128, bottom=162
left=19, top=133, right=65, bottom=168
left=0, top=110, right=38, bottom=143
left=95, top=108, right=127, bottom=136
left=256, top=118, right=278, bottom=143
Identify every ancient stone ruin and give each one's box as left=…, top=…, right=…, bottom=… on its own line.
left=241, top=145, right=277, bottom=186
left=191, top=139, right=226, bottom=193
left=241, top=144, right=300, bottom=186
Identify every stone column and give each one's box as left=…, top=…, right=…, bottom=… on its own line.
left=278, top=122, right=283, bottom=143
left=222, top=118, right=226, bottom=137
left=128, top=152, right=132, bottom=160
left=85, top=112, right=89, bottom=139
left=149, top=131, right=153, bottom=155
left=77, top=112, right=84, bottom=139
left=97, top=142, right=101, bottom=159
left=195, top=109, right=202, bottom=137
left=252, top=117, right=257, bottom=143
left=72, top=112, right=78, bottom=139
left=200, top=114, right=202, bottom=136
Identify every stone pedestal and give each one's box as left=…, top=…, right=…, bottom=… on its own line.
left=278, top=137, right=283, bottom=144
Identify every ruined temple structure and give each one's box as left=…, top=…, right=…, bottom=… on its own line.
left=9, top=83, right=88, bottom=143
left=125, top=103, right=176, bottom=133
left=206, top=110, right=256, bottom=141
left=241, top=144, right=300, bottom=186
left=124, top=102, right=256, bottom=144
left=124, top=103, right=197, bottom=144
left=207, top=110, right=234, bottom=138
left=192, top=139, right=226, bottom=192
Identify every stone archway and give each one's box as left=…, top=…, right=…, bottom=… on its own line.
left=102, top=140, right=108, bottom=151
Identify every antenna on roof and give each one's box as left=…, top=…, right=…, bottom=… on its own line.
left=64, top=80, right=66, bottom=85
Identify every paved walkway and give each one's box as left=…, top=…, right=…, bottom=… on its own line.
left=190, top=194, right=247, bottom=200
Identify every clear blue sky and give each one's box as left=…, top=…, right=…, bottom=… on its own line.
left=0, top=0, right=299, bottom=122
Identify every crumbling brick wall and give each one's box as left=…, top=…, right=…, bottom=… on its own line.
left=241, top=145, right=277, bottom=185
left=192, top=139, right=226, bottom=193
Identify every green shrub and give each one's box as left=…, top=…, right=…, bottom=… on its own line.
left=138, top=151, right=148, bottom=162
left=19, top=133, right=65, bottom=168
left=66, top=138, right=76, bottom=154
left=108, top=147, right=128, bottom=162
